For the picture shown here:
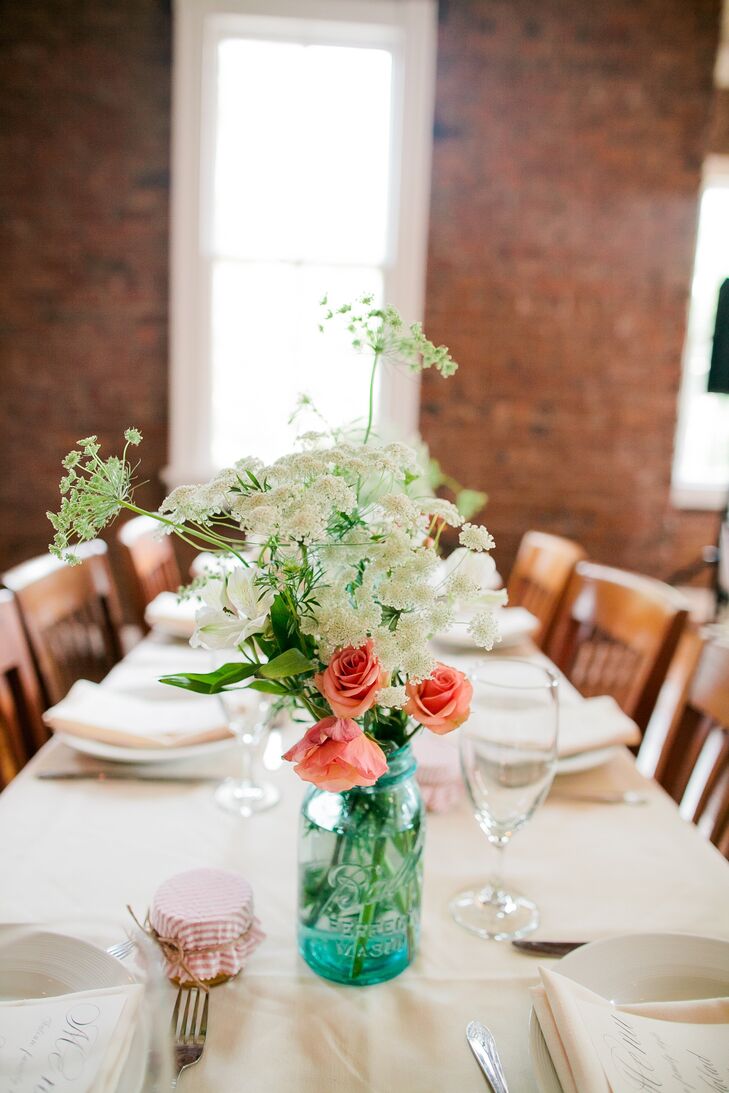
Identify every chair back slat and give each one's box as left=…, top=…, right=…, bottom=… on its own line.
left=2, top=542, right=123, bottom=706
left=637, top=628, right=705, bottom=792
left=0, top=590, right=48, bottom=788
left=117, top=516, right=181, bottom=630
left=546, top=561, right=688, bottom=732
left=667, top=641, right=729, bottom=853
left=507, top=531, right=586, bottom=647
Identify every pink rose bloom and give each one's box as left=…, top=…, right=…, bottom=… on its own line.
left=405, top=662, right=473, bottom=735
left=314, top=640, right=388, bottom=719
left=282, top=716, right=388, bottom=792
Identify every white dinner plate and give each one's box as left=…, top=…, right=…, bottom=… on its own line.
left=57, top=731, right=237, bottom=765
left=529, top=932, right=729, bottom=1092
left=0, top=925, right=147, bottom=1093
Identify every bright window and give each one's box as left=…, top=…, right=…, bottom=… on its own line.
left=169, top=0, right=437, bottom=482
left=673, top=159, right=729, bottom=509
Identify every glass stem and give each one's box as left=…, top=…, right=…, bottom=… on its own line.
left=492, top=839, right=507, bottom=897
left=240, top=737, right=254, bottom=787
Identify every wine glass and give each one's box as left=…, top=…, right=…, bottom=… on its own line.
left=214, top=689, right=281, bottom=817
left=450, top=659, right=559, bottom=940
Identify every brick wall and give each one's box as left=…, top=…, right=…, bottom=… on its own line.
left=422, top=0, right=724, bottom=581
left=0, top=0, right=171, bottom=571
left=0, top=0, right=724, bottom=590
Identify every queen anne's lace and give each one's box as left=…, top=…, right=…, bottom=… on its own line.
left=458, top=523, right=496, bottom=552
left=48, top=300, right=500, bottom=753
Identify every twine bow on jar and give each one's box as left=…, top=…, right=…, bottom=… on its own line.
left=126, top=905, right=250, bottom=991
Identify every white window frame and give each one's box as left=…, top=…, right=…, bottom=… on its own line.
left=671, top=155, right=729, bottom=511
left=167, top=0, right=437, bottom=486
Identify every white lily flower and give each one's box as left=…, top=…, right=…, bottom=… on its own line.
left=200, top=578, right=226, bottom=610
left=190, top=567, right=275, bottom=650
left=226, top=567, right=275, bottom=637
left=190, top=607, right=252, bottom=650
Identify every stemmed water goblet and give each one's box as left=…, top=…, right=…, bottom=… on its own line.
left=450, top=659, right=559, bottom=940
left=213, top=687, right=281, bottom=818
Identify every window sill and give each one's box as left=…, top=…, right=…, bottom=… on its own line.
left=670, top=484, right=729, bottom=511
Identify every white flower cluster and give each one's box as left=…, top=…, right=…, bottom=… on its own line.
left=458, top=522, right=496, bottom=552
left=164, top=438, right=500, bottom=675
left=376, top=685, right=408, bottom=709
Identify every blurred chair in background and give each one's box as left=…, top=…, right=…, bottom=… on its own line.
left=546, top=561, right=688, bottom=733
left=507, top=531, right=586, bottom=647
left=2, top=540, right=124, bottom=705
left=117, top=515, right=181, bottom=631
left=0, top=590, right=49, bottom=787
left=637, top=627, right=705, bottom=796
left=672, top=640, right=729, bottom=857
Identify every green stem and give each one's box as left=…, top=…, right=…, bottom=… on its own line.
left=403, top=723, right=422, bottom=744
left=351, top=833, right=388, bottom=978
left=120, top=502, right=248, bottom=567
left=303, top=833, right=345, bottom=928
left=390, top=827, right=420, bottom=962
left=363, top=349, right=381, bottom=445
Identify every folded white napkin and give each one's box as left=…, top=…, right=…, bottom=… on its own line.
left=494, top=606, right=539, bottom=646
left=435, top=547, right=503, bottom=591
left=532, top=966, right=729, bottom=1093
left=468, top=682, right=639, bottom=758
left=144, top=591, right=202, bottom=639
left=0, top=984, right=142, bottom=1093
left=43, top=680, right=233, bottom=749
left=554, top=695, right=640, bottom=757
left=433, top=606, right=538, bottom=652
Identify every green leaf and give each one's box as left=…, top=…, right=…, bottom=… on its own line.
left=160, top=662, right=258, bottom=695
left=455, top=487, right=488, bottom=521
left=253, top=634, right=275, bottom=659
left=259, top=648, right=315, bottom=680
left=270, top=594, right=298, bottom=652
left=247, top=679, right=289, bottom=696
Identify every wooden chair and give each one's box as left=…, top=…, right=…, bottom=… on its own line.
left=507, top=531, right=587, bottom=647
left=2, top=541, right=124, bottom=706
left=545, top=561, right=689, bottom=732
left=671, top=640, right=729, bottom=857
left=117, top=515, right=181, bottom=630
left=637, top=627, right=705, bottom=797
left=0, top=590, right=49, bottom=788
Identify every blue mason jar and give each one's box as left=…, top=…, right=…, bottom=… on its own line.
left=297, top=744, right=425, bottom=986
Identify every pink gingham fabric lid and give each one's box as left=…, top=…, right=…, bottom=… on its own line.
left=413, top=732, right=464, bottom=814
left=149, top=867, right=264, bottom=984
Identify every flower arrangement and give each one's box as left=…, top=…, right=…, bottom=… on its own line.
left=48, top=295, right=504, bottom=790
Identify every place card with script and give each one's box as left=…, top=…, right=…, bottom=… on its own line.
left=578, top=998, right=729, bottom=1093
left=0, top=984, right=142, bottom=1092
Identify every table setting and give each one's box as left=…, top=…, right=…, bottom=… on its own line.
left=3, top=297, right=729, bottom=1091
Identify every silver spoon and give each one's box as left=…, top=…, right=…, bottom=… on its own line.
left=466, top=1021, right=510, bottom=1092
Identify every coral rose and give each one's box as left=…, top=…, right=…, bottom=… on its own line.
left=405, top=662, right=473, bottom=735
left=282, top=716, right=388, bottom=792
left=314, top=640, right=388, bottom=719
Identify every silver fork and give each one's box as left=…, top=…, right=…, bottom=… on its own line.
left=171, top=985, right=209, bottom=1087
left=106, top=938, right=135, bottom=961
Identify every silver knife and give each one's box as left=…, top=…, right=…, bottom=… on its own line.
left=36, top=771, right=220, bottom=783
left=466, top=1021, right=510, bottom=1092
left=511, top=939, right=585, bottom=957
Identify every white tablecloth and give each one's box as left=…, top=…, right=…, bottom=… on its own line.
left=1, top=637, right=728, bottom=1091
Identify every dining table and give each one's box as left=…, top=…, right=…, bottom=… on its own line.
left=1, top=631, right=729, bottom=1091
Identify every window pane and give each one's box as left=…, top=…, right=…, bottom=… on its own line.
left=675, top=183, right=729, bottom=489
left=210, top=261, right=383, bottom=466
left=213, top=38, right=393, bottom=264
